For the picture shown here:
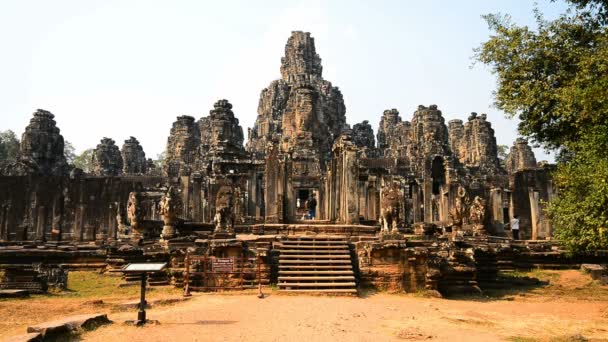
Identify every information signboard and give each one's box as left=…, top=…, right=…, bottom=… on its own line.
left=212, top=258, right=234, bottom=272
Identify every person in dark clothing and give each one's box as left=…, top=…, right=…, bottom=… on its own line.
left=306, top=194, right=317, bottom=220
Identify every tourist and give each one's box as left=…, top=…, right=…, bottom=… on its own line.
left=306, top=194, right=317, bottom=220
left=511, top=215, right=520, bottom=240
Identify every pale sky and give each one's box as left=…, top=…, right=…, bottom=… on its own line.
left=0, top=0, right=569, bottom=161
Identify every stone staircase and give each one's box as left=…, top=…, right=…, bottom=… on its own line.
left=277, top=236, right=357, bottom=294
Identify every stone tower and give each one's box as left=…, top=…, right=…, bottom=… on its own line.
left=352, top=120, right=375, bottom=150
left=91, top=137, right=123, bottom=176
left=164, top=115, right=200, bottom=179
left=199, top=99, right=246, bottom=159
left=505, top=138, right=537, bottom=173
left=121, top=136, right=147, bottom=175
left=377, top=109, right=412, bottom=158
left=246, top=31, right=347, bottom=161
left=6, top=109, right=68, bottom=176
left=448, top=112, right=500, bottom=170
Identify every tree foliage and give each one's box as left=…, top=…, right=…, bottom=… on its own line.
left=64, top=141, right=76, bottom=165
left=73, top=148, right=94, bottom=173
left=476, top=0, right=608, bottom=253
left=0, top=130, right=20, bottom=164
left=497, top=144, right=509, bottom=167
left=153, top=151, right=166, bottom=169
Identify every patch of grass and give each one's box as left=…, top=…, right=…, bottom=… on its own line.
left=22, top=271, right=183, bottom=300
left=507, top=337, right=539, bottom=342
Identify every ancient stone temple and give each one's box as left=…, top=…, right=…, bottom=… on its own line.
left=121, top=137, right=147, bottom=175
left=91, top=138, right=123, bottom=176
left=0, top=31, right=565, bottom=297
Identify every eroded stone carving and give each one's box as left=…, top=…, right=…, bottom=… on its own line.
left=469, top=196, right=487, bottom=236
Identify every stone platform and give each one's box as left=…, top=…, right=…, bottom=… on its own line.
left=250, top=223, right=378, bottom=236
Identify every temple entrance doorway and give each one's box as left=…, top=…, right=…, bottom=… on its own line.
left=295, top=188, right=316, bottom=220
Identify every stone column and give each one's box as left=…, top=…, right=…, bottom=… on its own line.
left=343, top=146, right=359, bottom=224
left=529, top=188, right=540, bottom=240
left=412, top=183, right=421, bottom=223
left=489, top=188, right=505, bottom=234
left=423, top=179, right=433, bottom=222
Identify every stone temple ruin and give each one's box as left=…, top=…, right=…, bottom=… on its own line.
left=0, top=31, right=585, bottom=296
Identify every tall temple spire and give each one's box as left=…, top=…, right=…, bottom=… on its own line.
left=280, top=31, right=323, bottom=81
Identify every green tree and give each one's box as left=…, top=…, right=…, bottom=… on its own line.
left=475, top=1, right=608, bottom=253
left=64, top=141, right=76, bottom=165
left=497, top=144, right=509, bottom=167
left=0, top=130, right=20, bottom=168
left=73, top=148, right=94, bottom=173
left=153, top=151, right=166, bottom=169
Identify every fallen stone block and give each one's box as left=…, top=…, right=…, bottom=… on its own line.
left=581, top=264, right=606, bottom=280
left=3, top=332, right=42, bottom=342
left=26, top=313, right=111, bottom=338
left=0, top=289, right=30, bottom=298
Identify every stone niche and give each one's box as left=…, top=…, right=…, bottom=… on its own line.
left=91, top=138, right=123, bottom=176
left=121, top=136, right=147, bottom=175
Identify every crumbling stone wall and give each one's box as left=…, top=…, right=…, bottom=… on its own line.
left=355, top=241, right=429, bottom=292
left=0, top=175, right=162, bottom=242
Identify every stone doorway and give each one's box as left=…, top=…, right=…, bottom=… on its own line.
left=295, top=188, right=316, bottom=220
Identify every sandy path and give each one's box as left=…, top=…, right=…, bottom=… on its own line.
left=80, top=293, right=608, bottom=341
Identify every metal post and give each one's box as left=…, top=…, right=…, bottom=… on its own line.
left=138, top=273, right=147, bottom=323
left=184, top=252, right=191, bottom=297
left=203, top=255, right=207, bottom=291
left=257, top=254, right=264, bottom=299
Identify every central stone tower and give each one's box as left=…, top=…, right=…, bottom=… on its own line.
left=247, top=31, right=348, bottom=222
left=247, top=31, right=347, bottom=161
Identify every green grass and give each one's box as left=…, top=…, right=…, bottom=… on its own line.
left=45, top=271, right=182, bottom=299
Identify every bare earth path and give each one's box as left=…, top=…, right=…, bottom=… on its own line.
left=2, top=270, right=607, bottom=341
left=80, top=292, right=608, bottom=341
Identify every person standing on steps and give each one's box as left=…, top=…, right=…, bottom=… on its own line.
left=510, top=215, right=520, bottom=240
left=306, top=193, right=317, bottom=220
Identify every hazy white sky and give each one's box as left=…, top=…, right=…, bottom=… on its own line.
left=0, top=0, right=568, bottom=161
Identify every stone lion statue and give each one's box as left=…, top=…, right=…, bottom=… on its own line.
left=379, top=182, right=403, bottom=233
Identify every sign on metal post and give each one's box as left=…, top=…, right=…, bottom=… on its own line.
left=121, top=262, right=168, bottom=326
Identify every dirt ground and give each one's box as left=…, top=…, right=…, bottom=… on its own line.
left=2, top=270, right=608, bottom=341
